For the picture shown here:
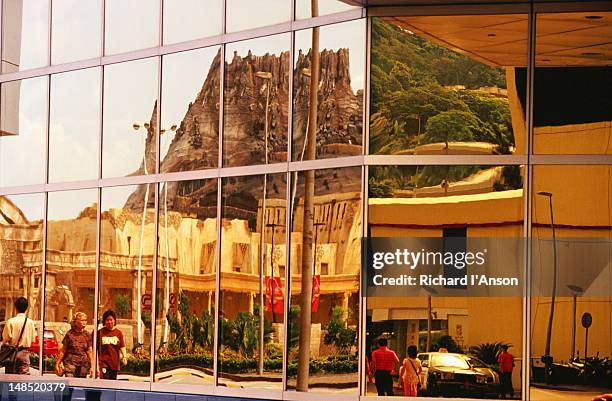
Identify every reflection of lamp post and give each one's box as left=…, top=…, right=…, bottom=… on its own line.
left=161, top=125, right=177, bottom=347
left=266, top=222, right=283, bottom=323
left=566, top=284, right=584, bottom=359
left=422, top=285, right=438, bottom=352
left=537, top=191, right=556, bottom=384
left=255, top=71, right=272, bottom=165
left=132, top=121, right=152, bottom=346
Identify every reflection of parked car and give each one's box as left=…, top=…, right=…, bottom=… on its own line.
left=29, top=329, right=59, bottom=357
left=418, top=352, right=500, bottom=398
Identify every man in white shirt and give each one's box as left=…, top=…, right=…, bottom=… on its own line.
left=2, top=297, right=36, bottom=374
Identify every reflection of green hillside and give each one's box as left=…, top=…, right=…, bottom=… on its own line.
left=370, top=18, right=514, bottom=155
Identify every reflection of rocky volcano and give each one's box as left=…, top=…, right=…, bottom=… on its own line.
left=126, top=47, right=362, bottom=217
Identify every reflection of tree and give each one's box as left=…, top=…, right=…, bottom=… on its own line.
left=297, top=0, right=320, bottom=391
left=370, top=18, right=516, bottom=155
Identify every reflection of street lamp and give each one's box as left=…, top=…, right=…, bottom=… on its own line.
left=422, top=285, right=438, bottom=352
left=566, top=284, right=584, bottom=359
left=266, top=222, right=283, bottom=323
left=255, top=71, right=272, bottom=165
left=537, top=191, right=556, bottom=383
left=161, top=125, right=177, bottom=347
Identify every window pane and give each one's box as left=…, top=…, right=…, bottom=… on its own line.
left=0, top=76, right=47, bottom=187
left=100, top=184, right=155, bottom=379
left=103, top=58, right=158, bottom=178
left=533, top=13, right=612, bottom=154
left=0, top=193, right=44, bottom=371
left=218, top=174, right=286, bottom=388
left=154, top=179, right=218, bottom=384
left=367, top=165, right=524, bottom=398
left=369, top=16, right=528, bottom=156
left=52, top=0, right=102, bottom=65
left=163, top=0, right=222, bottom=44
left=1, top=0, right=48, bottom=73
left=530, top=165, right=612, bottom=399
left=293, top=20, right=365, bottom=161
left=226, top=0, right=291, bottom=33
left=49, top=68, right=100, bottom=183
left=295, top=0, right=360, bottom=20
left=287, top=167, right=361, bottom=392
left=104, top=0, right=159, bottom=55
left=161, top=47, right=220, bottom=172
left=45, top=189, right=98, bottom=375
left=224, top=35, right=290, bottom=167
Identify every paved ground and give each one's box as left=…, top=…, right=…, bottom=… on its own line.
left=531, top=387, right=604, bottom=401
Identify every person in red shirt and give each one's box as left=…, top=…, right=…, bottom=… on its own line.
left=497, top=344, right=515, bottom=398
left=370, top=338, right=400, bottom=396
left=97, top=310, right=128, bottom=380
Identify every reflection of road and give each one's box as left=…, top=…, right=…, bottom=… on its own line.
left=531, top=388, right=603, bottom=401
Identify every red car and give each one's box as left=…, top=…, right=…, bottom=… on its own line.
left=29, top=329, right=59, bottom=357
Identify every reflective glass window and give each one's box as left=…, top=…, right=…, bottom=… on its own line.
left=1, top=0, right=48, bottom=73
left=163, top=0, right=222, bottom=44
left=225, top=0, right=291, bottom=33
left=223, top=34, right=290, bottom=167
left=533, top=13, right=612, bottom=154
left=99, top=184, right=155, bottom=379
left=161, top=47, right=220, bottom=172
left=104, top=0, right=159, bottom=55
left=366, top=164, right=525, bottom=397
left=287, top=167, right=361, bottom=392
left=51, top=0, right=102, bottom=65
left=49, top=68, right=101, bottom=183
left=369, top=16, right=528, bottom=156
left=295, top=0, right=360, bottom=20
left=45, top=189, right=98, bottom=375
left=293, top=20, right=365, bottom=161
left=217, top=174, right=286, bottom=387
left=154, top=179, right=218, bottom=384
left=0, top=76, right=47, bottom=187
left=0, top=193, right=44, bottom=369
left=103, top=58, right=158, bottom=178
left=530, top=165, right=612, bottom=398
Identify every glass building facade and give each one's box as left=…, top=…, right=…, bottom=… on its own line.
left=0, top=1, right=610, bottom=401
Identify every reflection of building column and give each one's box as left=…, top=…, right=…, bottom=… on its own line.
left=207, top=291, right=213, bottom=313
left=342, top=293, right=350, bottom=328
left=249, top=292, right=256, bottom=315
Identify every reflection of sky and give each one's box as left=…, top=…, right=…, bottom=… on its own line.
left=47, top=189, right=98, bottom=221
left=101, top=185, right=139, bottom=211
left=226, top=0, right=291, bottom=33
left=294, top=20, right=365, bottom=93
left=4, top=193, right=44, bottom=222
left=103, top=58, right=158, bottom=178
left=105, top=0, right=159, bottom=55
left=0, top=77, right=47, bottom=186
left=49, top=68, right=100, bottom=183
left=295, top=0, right=358, bottom=19
left=225, top=34, right=291, bottom=63
left=161, top=46, right=219, bottom=159
left=51, top=0, right=101, bottom=65
left=163, top=0, right=223, bottom=44
left=3, top=0, right=48, bottom=70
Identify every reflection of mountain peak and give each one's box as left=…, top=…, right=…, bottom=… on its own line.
left=126, top=47, right=362, bottom=215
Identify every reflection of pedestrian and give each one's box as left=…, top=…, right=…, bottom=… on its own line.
left=1, top=297, right=35, bottom=374
left=400, top=345, right=422, bottom=397
left=97, top=310, right=127, bottom=380
left=498, top=344, right=515, bottom=398
left=370, top=338, right=399, bottom=396
left=55, top=312, right=93, bottom=378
